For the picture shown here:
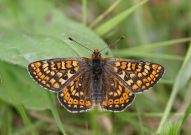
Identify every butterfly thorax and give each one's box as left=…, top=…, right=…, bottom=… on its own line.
left=91, top=48, right=102, bottom=75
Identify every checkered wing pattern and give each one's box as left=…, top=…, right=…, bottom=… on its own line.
left=100, top=74, right=135, bottom=112
left=105, top=58, right=164, bottom=93
left=57, top=72, right=93, bottom=113
left=28, top=58, right=84, bottom=92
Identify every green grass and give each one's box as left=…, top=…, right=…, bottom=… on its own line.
left=157, top=43, right=191, bottom=133
left=0, top=0, right=191, bottom=135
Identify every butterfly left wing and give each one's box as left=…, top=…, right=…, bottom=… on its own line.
left=28, top=58, right=85, bottom=92
left=57, top=71, right=93, bottom=113
left=100, top=73, right=135, bottom=112
left=104, top=58, right=164, bottom=93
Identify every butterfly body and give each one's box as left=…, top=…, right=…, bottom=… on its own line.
left=28, top=48, right=164, bottom=113
left=91, top=49, right=104, bottom=103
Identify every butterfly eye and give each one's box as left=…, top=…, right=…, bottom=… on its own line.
left=96, top=52, right=101, bottom=58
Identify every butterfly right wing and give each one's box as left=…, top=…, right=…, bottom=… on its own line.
left=28, top=58, right=86, bottom=92
left=104, top=58, right=164, bottom=93
left=100, top=73, right=135, bottom=112
left=57, top=71, right=93, bottom=113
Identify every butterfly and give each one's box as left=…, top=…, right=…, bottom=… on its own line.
left=28, top=38, right=164, bottom=113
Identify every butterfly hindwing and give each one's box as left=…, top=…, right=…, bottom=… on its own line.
left=28, top=58, right=83, bottom=92
left=105, top=58, right=164, bottom=93
left=100, top=74, right=135, bottom=112
left=57, top=72, right=93, bottom=113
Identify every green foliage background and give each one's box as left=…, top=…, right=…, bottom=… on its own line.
left=0, top=0, right=191, bottom=135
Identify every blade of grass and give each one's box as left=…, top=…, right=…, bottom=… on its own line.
left=95, top=0, right=148, bottom=36
left=158, top=121, right=181, bottom=135
left=13, top=121, right=44, bottom=135
left=82, top=0, right=87, bottom=25
left=115, top=114, right=141, bottom=132
left=158, top=105, right=191, bottom=135
left=132, top=0, right=148, bottom=44
left=16, top=105, right=37, bottom=135
left=90, top=110, right=100, bottom=135
left=157, top=43, right=191, bottom=133
left=115, top=112, right=191, bottom=117
left=8, top=108, right=13, bottom=135
left=64, top=124, right=93, bottom=135
left=180, top=104, right=191, bottom=127
left=160, top=79, right=174, bottom=85
left=112, top=51, right=184, bottom=61
left=90, top=0, right=121, bottom=28
left=135, top=103, right=145, bottom=135
left=47, top=92, right=66, bottom=135
left=179, top=82, right=191, bottom=111
left=120, top=37, right=191, bottom=52
left=0, top=104, right=12, bottom=135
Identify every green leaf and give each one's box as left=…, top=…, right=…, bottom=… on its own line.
left=0, top=9, right=108, bottom=110
left=0, top=61, right=50, bottom=110
left=95, top=0, right=148, bottom=36
left=0, top=12, right=108, bottom=67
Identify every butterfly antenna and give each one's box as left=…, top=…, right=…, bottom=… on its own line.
left=68, top=37, right=93, bottom=52
left=100, top=36, right=125, bottom=52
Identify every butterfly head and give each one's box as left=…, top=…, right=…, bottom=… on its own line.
left=92, top=48, right=101, bottom=59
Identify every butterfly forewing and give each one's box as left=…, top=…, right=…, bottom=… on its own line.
left=28, top=58, right=85, bottom=92
left=105, top=58, right=164, bottom=93
left=100, top=74, right=135, bottom=112
left=57, top=71, right=93, bottom=113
